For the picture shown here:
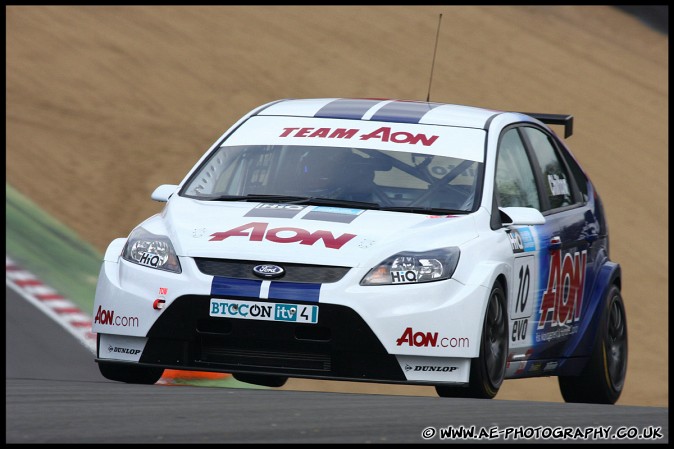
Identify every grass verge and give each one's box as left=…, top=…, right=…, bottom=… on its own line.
left=6, top=184, right=101, bottom=313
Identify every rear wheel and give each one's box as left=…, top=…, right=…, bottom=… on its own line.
left=98, top=361, right=164, bottom=385
left=232, top=373, right=288, bottom=388
left=558, top=284, right=627, bottom=404
left=436, top=282, right=508, bottom=399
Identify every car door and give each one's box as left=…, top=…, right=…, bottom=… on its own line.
left=493, top=127, right=542, bottom=375
left=518, top=126, right=599, bottom=366
left=495, top=124, right=600, bottom=377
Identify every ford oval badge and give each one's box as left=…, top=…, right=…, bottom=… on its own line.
left=252, top=264, right=285, bottom=279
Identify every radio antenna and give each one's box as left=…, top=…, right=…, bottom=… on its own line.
left=426, top=13, right=443, bottom=102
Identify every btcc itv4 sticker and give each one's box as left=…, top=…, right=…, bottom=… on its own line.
left=209, top=298, right=318, bottom=324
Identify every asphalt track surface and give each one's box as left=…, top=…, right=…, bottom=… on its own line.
left=5, top=286, right=668, bottom=444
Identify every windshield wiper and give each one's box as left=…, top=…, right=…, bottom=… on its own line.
left=202, top=194, right=381, bottom=210
left=202, top=194, right=311, bottom=203
left=288, top=197, right=381, bottom=209
left=379, top=206, right=467, bottom=215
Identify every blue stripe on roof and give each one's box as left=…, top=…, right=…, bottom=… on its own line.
left=211, top=277, right=262, bottom=298
left=314, top=98, right=383, bottom=120
left=370, top=101, right=442, bottom=123
left=269, top=282, right=321, bottom=303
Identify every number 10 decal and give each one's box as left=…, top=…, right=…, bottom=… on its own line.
left=511, top=256, right=535, bottom=320
left=510, top=255, right=535, bottom=347
left=515, top=264, right=530, bottom=314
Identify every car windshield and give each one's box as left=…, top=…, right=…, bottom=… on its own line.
left=181, top=144, right=483, bottom=213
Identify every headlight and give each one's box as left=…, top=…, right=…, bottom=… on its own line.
left=360, top=247, right=460, bottom=285
left=122, top=227, right=182, bottom=273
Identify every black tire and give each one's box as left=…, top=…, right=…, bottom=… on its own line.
left=98, top=361, right=164, bottom=385
left=558, top=284, right=627, bottom=404
left=436, top=282, right=508, bottom=399
left=232, top=373, right=288, bottom=388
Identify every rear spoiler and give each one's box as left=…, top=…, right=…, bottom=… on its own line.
left=518, top=112, right=574, bottom=138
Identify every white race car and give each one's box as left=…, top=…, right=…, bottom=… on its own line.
left=93, top=98, right=627, bottom=403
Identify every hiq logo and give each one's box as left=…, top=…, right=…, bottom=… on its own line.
left=507, top=230, right=525, bottom=253
left=391, top=270, right=417, bottom=284
left=138, top=252, right=160, bottom=268
left=257, top=204, right=305, bottom=210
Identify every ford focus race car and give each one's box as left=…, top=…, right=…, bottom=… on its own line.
left=93, top=98, right=627, bottom=404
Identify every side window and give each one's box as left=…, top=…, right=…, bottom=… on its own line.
left=522, top=127, right=573, bottom=210
left=562, top=148, right=589, bottom=203
left=495, top=129, right=541, bottom=209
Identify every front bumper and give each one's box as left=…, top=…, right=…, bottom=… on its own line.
left=100, top=297, right=407, bottom=382
left=94, top=255, right=488, bottom=384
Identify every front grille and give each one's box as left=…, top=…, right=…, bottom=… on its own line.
left=199, top=345, right=332, bottom=371
left=141, top=296, right=407, bottom=382
left=194, top=258, right=350, bottom=283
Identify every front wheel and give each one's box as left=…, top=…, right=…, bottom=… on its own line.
left=232, top=373, right=288, bottom=388
left=98, top=361, right=164, bottom=385
left=558, top=284, right=627, bottom=404
left=436, top=282, right=508, bottom=399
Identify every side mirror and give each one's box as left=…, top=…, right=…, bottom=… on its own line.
left=499, top=207, right=545, bottom=226
left=151, top=184, right=178, bottom=202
